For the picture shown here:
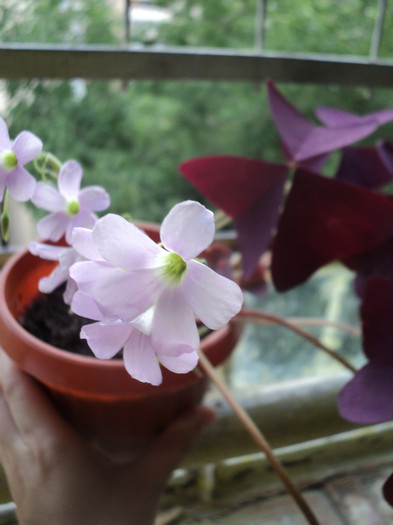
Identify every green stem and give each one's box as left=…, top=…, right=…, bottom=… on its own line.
left=1, top=189, right=10, bottom=242
left=34, top=152, right=62, bottom=182
left=197, top=346, right=320, bottom=525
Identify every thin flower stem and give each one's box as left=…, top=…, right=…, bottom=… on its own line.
left=235, top=309, right=357, bottom=373
left=283, top=318, right=360, bottom=337
left=0, top=189, right=10, bottom=242
left=197, top=346, right=321, bottom=525
left=34, top=152, right=62, bottom=182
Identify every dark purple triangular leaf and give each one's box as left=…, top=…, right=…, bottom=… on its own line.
left=336, top=146, right=393, bottom=189
left=299, top=152, right=331, bottom=173
left=179, top=155, right=288, bottom=278
left=271, top=169, right=393, bottom=291
left=280, top=140, right=330, bottom=172
left=360, top=277, right=393, bottom=364
left=234, top=175, right=286, bottom=279
left=316, top=106, right=393, bottom=127
left=378, top=140, right=393, bottom=174
left=343, top=235, right=393, bottom=297
left=267, top=80, right=379, bottom=163
left=338, top=363, right=393, bottom=424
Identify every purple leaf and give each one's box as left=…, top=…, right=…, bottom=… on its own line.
left=343, top=235, right=393, bottom=297
left=179, top=155, right=288, bottom=279
left=337, top=275, right=393, bottom=506
left=377, top=140, right=393, bottom=174
left=271, top=169, right=393, bottom=291
left=338, top=277, right=393, bottom=424
left=338, top=363, right=393, bottom=424
left=267, top=80, right=379, bottom=163
left=316, top=106, right=393, bottom=127
left=359, top=277, right=393, bottom=364
left=335, top=146, right=393, bottom=189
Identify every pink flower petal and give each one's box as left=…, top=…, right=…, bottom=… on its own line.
left=6, top=166, right=36, bottom=201
left=182, top=259, right=243, bottom=330
left=71, top=290, right=104, bottom=321
left=58, top=160, right=82, bottom=200
left=158, top=349, right=199, bottom=374
left=32, top=181, right=65, bottom=212
left=38, top=264, right=69, bottom=294
left=92, top=213, right=162, bottom=270
left=79, top=186, right=110, bottom=211
left=71, top=227, right=103, bottom=260
left=66, top=211, right=97, bottom=244
left=36, top=212, right=69, bottom=241
left=160, top=200, right=214, bottom=260
left=28, top=241, right=66, bottom=261
left=0, top=118, right=11, bottom=149
left=81, top=320, right=132, bottom=360
left=129, top=306, right=154, bottom=335
left=152, top=289, right=199, bottom=356
left=70, top=261, right=161, bottom=320
left=59, top=247, right=78, bottom=268
left=63, top=278, right=77, bottom=304
left=12, top=131, right=42, bottom=164
left=123, top=331, right=163, bottom=385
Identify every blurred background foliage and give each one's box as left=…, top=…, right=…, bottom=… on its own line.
left=1, top=0, right=392, bottom=222
left=0, top=0, right=392, bottom=386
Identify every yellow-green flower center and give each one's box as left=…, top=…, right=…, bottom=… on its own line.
left=1, top=151, right=17, bottom=171
left=66, top=199, right=80, bottom=216
left=161, top=251, right=187, bottom=285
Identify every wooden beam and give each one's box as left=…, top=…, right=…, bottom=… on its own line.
left=0, top=43, right=393, bottom=87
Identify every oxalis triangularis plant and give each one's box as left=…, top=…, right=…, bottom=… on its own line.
left=1, top=79, right=393, bottom=524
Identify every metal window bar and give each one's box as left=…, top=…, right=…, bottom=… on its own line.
left=370, top=0, right=388, bottom=59
left=0, top=43, right=393, bottom=87
left=254, top=0, right=267, bottom=52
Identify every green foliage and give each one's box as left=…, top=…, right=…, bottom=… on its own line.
left=1, top=0, right=393, bottom=223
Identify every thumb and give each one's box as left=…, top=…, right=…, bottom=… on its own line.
left=134, top=405, right=215, bottom=487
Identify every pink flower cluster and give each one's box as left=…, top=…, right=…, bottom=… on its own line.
left=0, top=118, right=243, bottom=385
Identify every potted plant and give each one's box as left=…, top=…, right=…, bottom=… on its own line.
left=1, top=79, right=393, bottom=523
left=0, top=123, right=244, bottom=460
left=0, top=238, right=243, bottom=460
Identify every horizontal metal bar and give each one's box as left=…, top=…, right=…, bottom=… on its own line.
left=0, top=43, right=393, bottom=87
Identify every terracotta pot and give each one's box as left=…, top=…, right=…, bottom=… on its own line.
left=0, top=223, right=242, bottom=459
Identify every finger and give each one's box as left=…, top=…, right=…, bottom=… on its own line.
left=0, top=352, right=75, bottom=444
left=133, top=405, right=215, bottom=488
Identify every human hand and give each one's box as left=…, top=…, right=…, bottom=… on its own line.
left=0, top=351, right=215, bottom=525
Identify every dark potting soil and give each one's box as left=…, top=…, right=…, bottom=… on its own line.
left=19, top=284, right=96, bottom=357
left=19, top=285, right=209, bottom=359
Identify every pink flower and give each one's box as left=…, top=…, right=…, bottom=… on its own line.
left=72, top=292, right=198, bottom=386
left=32, top=160, right=110, bottom=243
left=0, top=117, right=42, bottom=201
left=28, top=242, right=82, bottom=304
left=70, top=200, right=244, bottom=384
